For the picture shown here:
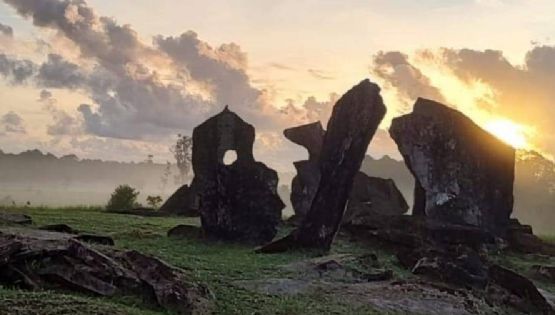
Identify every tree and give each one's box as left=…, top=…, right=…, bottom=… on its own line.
left=106, top=185, right=140, bottom=211
left=171, top=134, right=193, bottom=183
left=146, top=195, right=163, bottom=209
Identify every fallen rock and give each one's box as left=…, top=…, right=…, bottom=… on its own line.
left=167, top=225, right=203, bottom=239
left=488, top=264, right=554, bottom=314
left=0, top=228, right=213, bottom=315
left=0, top=212, right=32, bottom=225
left=389, top=98, right=515, bottom=236
left=192, top=106, right=284, bottom=244
left=259, top=79, right=386, bottom=252
left=506, top=220, right=555, bottom=256
left=159, top=184, right=200, bottom=217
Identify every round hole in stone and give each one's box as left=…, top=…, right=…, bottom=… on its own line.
left=223, top=150, right=237, bottom=165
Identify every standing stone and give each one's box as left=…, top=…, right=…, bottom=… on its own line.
left=192, top=106, right=284, bottom=244
left=158, top=184, right=199, bottom=216
left=258, top=79, right=386, bottom=252
left=285, top=122, right=325, bottom=219
left=389, top=98, right=515, bottom=235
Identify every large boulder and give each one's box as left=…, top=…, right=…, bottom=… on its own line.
left=192, top=106, right=284, bottom=244
left=389, top=98, right=515, bottom=235
left=259, top=79, right=386, bottom=252
left=342, top=172, right=408, bottom=226
left=159, top=184, right=199, bottom=216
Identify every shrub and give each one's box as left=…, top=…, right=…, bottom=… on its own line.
left=106, top=185, right=140, bottom=211
left=146, top=195, right=163, bottom=209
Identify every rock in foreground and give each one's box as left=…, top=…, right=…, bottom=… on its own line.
left=390, top=98, right=515, bottom=235
left=0, top=228, right=213, bottom=315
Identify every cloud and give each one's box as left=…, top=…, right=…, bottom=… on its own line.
left=0, top=22, right=13, bottom=37
left=372, top=46, right=555, bottom=155
left=307, top=68, right=335, bottom=80
left=0, top=53, right=36, bottom=84
left=1, top=111, right=26, bottom=134
left=37, top=54, right=86, bottom=89
left=371, top=51, right=445, bottom=108
left=38, top=90, right=83, bottom=136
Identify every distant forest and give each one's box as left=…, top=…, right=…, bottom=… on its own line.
left=1, top=149, right=553, bottom=234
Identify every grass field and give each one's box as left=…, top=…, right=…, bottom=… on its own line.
left=0, top=206, right=405, bottom=315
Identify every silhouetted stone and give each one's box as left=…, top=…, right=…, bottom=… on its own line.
left=259, top=79, right=386, bottom=252
left=159, top=184, right=199, bottom=217
left=0, top=229, right=213, bottom=314
left=342, top=173, right=409, bottom=226
left=390, top=98, right=515, bottom=235
left=285, top=122, right=325, bottom=219
left=192, top=106, right=284, bottom=244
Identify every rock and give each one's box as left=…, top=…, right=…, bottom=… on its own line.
left=39, top=224, right=79, bottom=234
left=389, top=98, right=515, bottom=236
left=0, top=228, right=213, bottom=314
left=285, top=122, right=325, bottom=219
left=192, top=106, right=284, bottom=244
left=0, top=212, right=32, bottom=225
left=488, top=264, right=554, bottom=314
left=259, top=79, right=386, bottom=252
left=159, top=184, right=200, bottom=217
left=507, top=228, right=555, bottom=256
left=342, top=173, right=409, bottom=226
left=167, top=225, right=203, bottom=239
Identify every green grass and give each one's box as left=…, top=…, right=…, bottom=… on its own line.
left=0, top=206, right=400, bottom=315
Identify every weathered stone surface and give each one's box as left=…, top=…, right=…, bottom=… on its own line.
left=0, top=228, right=213, bottom=315
left=159, top=184, right=200, bottom=217
left=192, top=106, right=284, bottom=244
left=259, top=79, right=386, bottom=252
left=506, top=219, right=555, bottom=256
left=342, top=173, right=409, bottom=226
left=389, top=98, right=515, bottom=235
left=0, top=212, right=32, bottom=225
left=284, top=122, right=325, bottom=162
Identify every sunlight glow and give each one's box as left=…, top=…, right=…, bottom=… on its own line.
left=484, top=119, right=532, bottom=149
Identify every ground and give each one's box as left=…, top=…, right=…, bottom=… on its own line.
left=0, top=207, right=553, bottom=315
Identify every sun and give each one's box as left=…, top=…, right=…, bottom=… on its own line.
left=484, top=119, right=532, bottom=149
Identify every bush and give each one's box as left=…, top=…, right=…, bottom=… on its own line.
left=146, top=195, right=163, bottom=209
left=106, top=185, right=140, bottom=211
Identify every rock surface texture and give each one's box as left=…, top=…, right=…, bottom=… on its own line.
left=389, top=98, right=515, bottom=235
left=192, top=106, right=284, bottom=244
left=259, top=79, right=386, bottom=252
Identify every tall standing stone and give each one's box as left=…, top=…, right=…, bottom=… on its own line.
left=389, top=98, right=515, bottom=235
left=258, top=79, right=386, bottom=252
left=191, top=106, right=284, bottom=244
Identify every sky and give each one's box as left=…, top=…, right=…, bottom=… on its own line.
left=1, top=0, right=555, bottom=172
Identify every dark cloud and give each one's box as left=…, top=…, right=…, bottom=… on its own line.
left=0, top=22, right=13, bottom=37
left=0, top=53, right=36, bottom=84
left=371, top=51, right=445, bottom=107
left=37, top=54, right=86, bottom=88
left=1, top=111, right=26, bottom=134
